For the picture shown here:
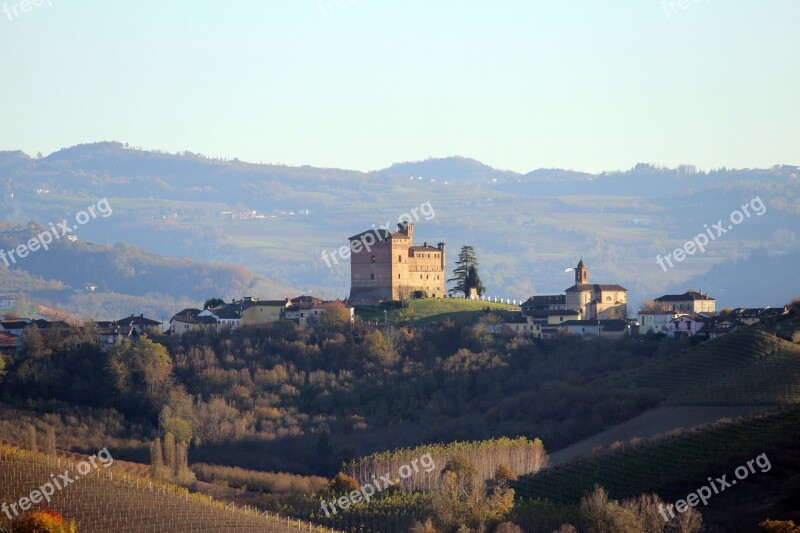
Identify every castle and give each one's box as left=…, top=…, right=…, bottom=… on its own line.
left=348, top=222, right=445, bottom=302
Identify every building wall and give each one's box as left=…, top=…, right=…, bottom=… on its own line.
left=660, top=299, right=716, bottom=313
left=349, top=225, right=445, bottom=302
left=407, top=247, right=446, bottom=298
left=241, top=305, right=285, bottom=325
left=566, top=290, right=592, bottom=318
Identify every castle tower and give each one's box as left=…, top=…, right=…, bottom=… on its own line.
left=575, top=258, right=588, bottom=285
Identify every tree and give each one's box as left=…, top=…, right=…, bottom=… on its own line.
left=430, top=455, right=514, bottom=532
left=328, top=472, right=360, bottom=495
left=448, top=246, right=484, bottom=297
left=26, top=425, right=37, bottom=452
left=11, top=510, right=76, bottom=533
left=106, top=336, right=174, bottom=416
left=315, top=302, right=351, bottom=334
left=760, top=520, right=800, bottom=533
left=150, top=437, right=164, bottom=479
left=204, top=298, right=225, bottom=309
left=163, top=432, right=177, bottom=476
left=44, top=428, right=56, bottom=456
left=639, top=300, right=672, bottom=313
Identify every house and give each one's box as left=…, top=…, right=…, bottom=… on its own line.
left=758, top=306, right=790, bottom=320
left=557, top=319, right=629, bottom=339
left=521, top=295, right=567, bottom=315
left=655, top=291, right=716, bottom=313
left=666, top=314, right=714, bottom=338
left=202, top=306, right=242, bottom=330
left=0, top=319, right=32, bottom=337
left=705, top=318, right=746, bottom=340
left=564, top=259, right=628, bottom=320
left=239, top=298, right=290, bottom=325
left=637, top=310, right=684, bottom=335
left=168, top=309, right=211, bottom=336
left=282, top=297, right=355, bottom=329
left=498, top=314, right=535, bottom=336
left=349, top=222, right=445, bottom=302
left=116, top=314, right=162, bottom=334
left=718, top=307, right=789, bottom=325
left=95, top=320, right=134, bottom=350
left=0, top=331, right=20, bottom=354
left=527, top=309, right=581, bottom=325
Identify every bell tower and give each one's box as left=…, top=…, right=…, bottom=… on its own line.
left=575, top=258, right=588, bottom=285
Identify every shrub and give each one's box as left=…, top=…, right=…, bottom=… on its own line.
left=12, top=510, right=77, bottom=533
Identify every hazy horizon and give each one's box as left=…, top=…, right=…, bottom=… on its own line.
left=2, top=1, right=798, bottom=174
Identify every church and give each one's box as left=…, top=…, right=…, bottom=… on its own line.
left=564, top=259, right=628, bottom=319
left=523, top=259, right=628, bottom=320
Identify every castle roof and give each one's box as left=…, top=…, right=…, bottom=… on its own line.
left=577, top=258, right=585, bottom=269
left=348, top=228, right=396, bottom=242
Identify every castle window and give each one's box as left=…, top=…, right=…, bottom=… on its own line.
left=398, top=255, right=402, bottom=263
left=370, top=274, right=374, bottom=280
left=398, top=274, right=401, bottom=279
left=371, top=255, right=375, bottom=263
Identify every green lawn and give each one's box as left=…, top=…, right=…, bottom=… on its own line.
left=355, top=297, right=519, bottom=326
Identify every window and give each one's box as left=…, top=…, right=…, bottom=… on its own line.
left=370, top=273, right=374, bottom=280
left=371, top=255, right=376, bottom=263
left=398, top=255, right=402, bottom=262
left=398, top=274, right=401, bottom=279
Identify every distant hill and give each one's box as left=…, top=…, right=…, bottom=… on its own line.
left=376, top=156, right=521, bottom=182
left=1, top=143, right=798, bottom=307
left=0, top=222, right=299, bottom=320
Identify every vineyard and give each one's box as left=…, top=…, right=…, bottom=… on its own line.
left=512, top=408, right=800, bottom=505
left=0, top=445, right=334, bottom=533
left=592, top=329, right=800, bottom=405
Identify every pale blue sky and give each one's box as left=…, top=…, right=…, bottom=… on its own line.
left=1, top=1, right=797, bottom=173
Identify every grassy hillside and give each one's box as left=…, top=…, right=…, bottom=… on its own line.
left=355, top=298, right=519, bottom=325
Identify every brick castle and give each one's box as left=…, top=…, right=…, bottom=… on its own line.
left=348, top=222, right=445, bottom=302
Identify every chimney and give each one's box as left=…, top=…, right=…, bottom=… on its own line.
left=423, top=241, right=428, bottom=247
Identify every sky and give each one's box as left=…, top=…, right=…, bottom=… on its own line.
left=0, top=1, right=798, bottom=174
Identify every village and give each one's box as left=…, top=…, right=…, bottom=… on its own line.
left=0, top=222, right=790, bottom=354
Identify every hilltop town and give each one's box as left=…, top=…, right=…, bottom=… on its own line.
left=0, top=223, right=791, bottom=352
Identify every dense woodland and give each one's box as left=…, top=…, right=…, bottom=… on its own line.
left=0, top=312, right=682, bottom=476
